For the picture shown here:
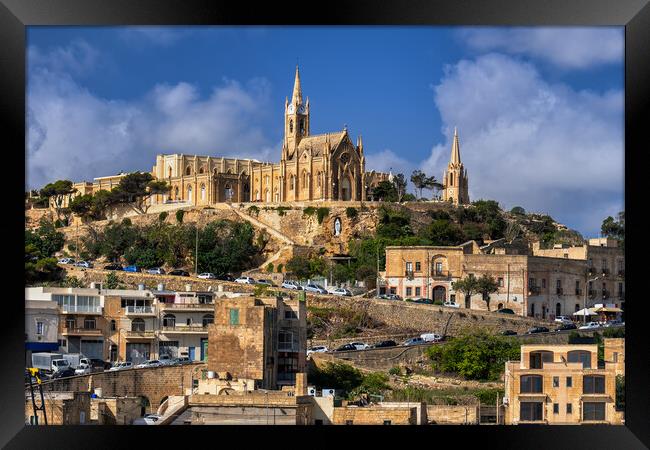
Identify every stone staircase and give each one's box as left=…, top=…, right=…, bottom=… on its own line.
left=226, top=204, right=296, bottom=246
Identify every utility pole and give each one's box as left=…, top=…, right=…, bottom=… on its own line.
left=76, top=222, right=79, bottom=261
left=195, top=224, right=199, bottom=276
left=506, top=263, right=510, bottom=304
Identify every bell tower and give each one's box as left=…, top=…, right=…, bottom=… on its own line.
left=283, top=65, right=310, bottom=160
left=442, top=127, right=470, bottom=205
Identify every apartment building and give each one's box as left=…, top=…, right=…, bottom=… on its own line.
left=382, top=237, right=624, bottom=319
left=503, top=340, right=624, bottom=425
left=25, top=295, right=60, bottom=366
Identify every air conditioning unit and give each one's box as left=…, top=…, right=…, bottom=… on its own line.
left=307, top=387, right=316, bottom=397
left=322, top=388, right=335, bottom=397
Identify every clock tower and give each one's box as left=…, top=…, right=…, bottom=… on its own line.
left=442, top=127, right=470, bottom=205
left=283, top=65, right=310, bottom=160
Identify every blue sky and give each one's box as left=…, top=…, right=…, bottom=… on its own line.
left=26, top=26, right=624, bottom=237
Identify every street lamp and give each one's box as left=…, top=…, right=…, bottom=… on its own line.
left=583, top=274, right=601, bottom=325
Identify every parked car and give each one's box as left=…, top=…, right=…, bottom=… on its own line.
left=604, top=319, right=624, bottom=327
left=89, top=358, right=112, bottom=371
left=58, top=258, right=75, bottom=264
left=197, top=273, right=216, bottom=279
left=496, top=308, right=515, bottom=314
left=109, top=361, right=133, bottom=371
left=501, top=330, right=518, bottom=336
left=331, top=287, right=353, bottom=297
left=282, top=281, right=303, bottom=290
left=123, top=265, right=139, bottom=273
left=334, top=343, right=357, bottom=352
left=403, top=337, right=425, bottom=346
left=556, top=322, right=577, bottom=331
left=578, top=322, right=602, bottom=330
left=158, top=355, right=175, bottom=366
left=103, top=263, right=123, bottom=271
left=372, top=340, right=397, bottom=348
left=133, top=414, right=162, bottom=425
left=306, top=346, right=329, bottom=356
left=173, top=357, right=192, bottom=365
left=256, top=279, right=275, bottom=286
left=74, top=366, right=92, bottom=375
left=136, top=360, right=162, bottom=369
left=216, top=274, right=235, bottom=282
left=303, top=284, right=328, bottom=294
left=554, top=315, right=573, bottom=324
left=169, top=269, right=190, bottom=277
left=525, top=326, right=550, bottom=334
left=74, top=260, right=93, bottom=268
left=51, top=367, right=76, bottom=379
left=412, top=298, right=433, bottom=305
left=349, top=342, right=370, bottom=350
left=235, top=276, right=255, bottom=284
left=146, top=267, right=166, bottom=275
left=385, top=294, right=402, bottom=300
left=420, top=333, right=443, bottom=342
left=443, top=301, right=460, bottom=308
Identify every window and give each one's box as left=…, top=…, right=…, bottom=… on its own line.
left=229, top=308, right=239, bottom=325
left=284, top=310, right=298, bottom=319
left=185, top=166, right=192, bottom=176
left=498, top=277, right=504, bottom=287
left=201, top=184, right=206, bottom=201
left=110, top=320, right=116, bottom=331
left=553, top=377, right=559, bottom=388
left=556, top=279, right=562, bottom=288
left=553, top=404, right=559, bottom=414
left=435, top=262, right=443, bottom=275
left=415, top=287, right=421, bottom=297
left=383, top=420, right=392, bottom=425
left=567, top=377, right=572, bottom=387
left=415, top=261, right=421, bottom=272
left=583, top=375, right=606, bottom=394
left=542, top=279, right=546, bottom=288
left=529, top=351, right=553, bottom=369
left=583, top=402, right=605, bottom=421
left=58, top=339, right=67, bottom=347
left=405, top=262, right=413, bottom=273
left=202, top=314, right=214, bottom=327
left=162, top=314, right=176, bottom=327
left=520, top=375, right=543, bottom=393
left=83, top=318, right=96, bottom=329
left=289, top=119, right=293, bottom=133
left=131, top=318, right=145, bottom=332
left=36, top=321, right=44, bottom=335
left=520, top=402, right=543, bottom=421
left=567, top=404, right=572, bottom=414
left=65, top=318, right=75, bottom=329
left=406, top=287, right=412, bottom=296
left=613, top=352, right=618, bottom=363
left=568, top=350, right=592, bottom=368
left=345, top=420, right=354, bottom=425
left=529, top=277, right=536, bottom=287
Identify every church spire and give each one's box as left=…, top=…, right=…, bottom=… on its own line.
left=450, top=126, right=461, bottom=166
left=291, top=65, right=303, bottom=105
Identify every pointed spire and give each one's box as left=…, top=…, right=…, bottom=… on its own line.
left=450, top=126, right=461, bottom=165
left=291, top=65, right=302, bottom=105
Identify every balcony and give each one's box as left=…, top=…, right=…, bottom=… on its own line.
left=617, top=270, right=625, bottom=278
left=575, top=288, right=583, bottom=296
left=602, top=290, right=610, bottom=299
left=125, top=305, right=156, bottom=316
left=528, top=286, right=541, bottom=296
left=159, top=325, right=209, bottom=334
left=430, top=270, right=451, bottom=279
left=556, top=287, right=563, bottom=296
left=61, top=305, right=102, bottom=314
left=601, top=268, right=610, bottom=276
left=404, top=271, right=414, bottom=280
left=125, top=330, right=156, bottom=339
left=61, top=327, right=102, bottom=336
left=159, top=302, right=215, bottom=311
left=588, top=289, right=597, bottom=299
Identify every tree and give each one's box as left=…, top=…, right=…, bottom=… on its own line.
left=371, top=181, right=397, bottom=202
left=69, top=194, right=94, bottom=220
left=424, top=175, right=442, bottom=199
left=410, top=170, right=427, bottom=199
left=452, top=274, right=480, bottom=308
left=39, top=180, right=76, bottom=223
left=419, top=219, right=465, bottom=246
left=393, top=173, right=407, bottom=202
left=510, top=206, right=526, bottom=215
left=477, top=274, right=500, bottom=311
left=112, top=172, right=170, bottom=215
left=91, top=189, right=119, bottom=220
left=601, top=211, right=624, bottom=249
left=286, top=255, right=312, bottom=280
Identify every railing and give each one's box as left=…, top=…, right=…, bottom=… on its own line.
left=575, top=288, right=583, bottom=296
left=617, top=270, right=625, bottom=278
left=601, top=268, right=610, bottom=275
left=159, top=302, right=215, bottom=309
left=588, top=290, right=597, bottom=298
left=62, top=327, right=102, bottom=335
left=125, top=330, right=156, bottom=338
left=602, top=290, right=610, bottom=299
left=404, top=271, right=414, bottom=280
left=160, top=325, right=209, bottom=333
left=61, top=305, right=102, bottom=314
left=431, top=270, right=451, bottom=278
left=528, top=286, right=541, bottom=296
left=125, top=305, right=155, bottom=314
left=556, top=287, right=563, bottom=295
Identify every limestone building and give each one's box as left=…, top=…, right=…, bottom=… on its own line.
left=441, top=127, right=470, bottom=205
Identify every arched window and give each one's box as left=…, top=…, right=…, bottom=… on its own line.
left=201, top=184, right=206, bottom=201
left=317, top=171, right=322, bottom=188
left=162, top=314, right=176, bottom=327
left=185, top=166, right=192, bottom=176
left=168, top=166, right=172, bottom=178
left=289, top=119, right=293, bottom=133
left=568, top=350, right=592, bottom=368
left=265, top=175, right=270, bottom=186
left=199, top=166, right=205, bottom=174
left=302, top=170, right=308, bottom=189
left=556, top=302, right=562, bottom=316
left=131, top=318, right=145, bottom=332
left=300, top=118, right=305, bottom=134
left=174, top=187, right=179, bottom=199
left=290, top=175, right=295, bottom=191
left=529, top=350, right=553, bottom=369
left=254, top=190, right=260, bottom=201
left=202, top=314, right=214, bottom=327
left=497, top=303, right=504, bottom=310
left=187, top=185, right=192, bottom=201
left=224, top=183, right=232, bottom=201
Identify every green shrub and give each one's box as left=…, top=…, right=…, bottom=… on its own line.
left=316, top=207, right=330, bottom=224
left=603, top=327, right=625, bottom=338
left=473, top=388, right=504, bottom=405
left=175, top=210, right=185, bottom=224
left=345, top=207, right=358, bottom=219
left=266, top=263, right=274, bottom=273
left=105, top=271, right=122, bottom=289
left=248, top=205, right=260, bottom=217
left=158, top=211, right=168, bottom=222
left=433, top=299, right=444, bottom=305
left=254, top=284, right=269, bottom=297
left=303, top=206, right=317, bottom=217
left=276, top=263, right=284, bottom=273
left=388, top=367, right=402, bottom=376
left=276, top=206, right=291, bottom=216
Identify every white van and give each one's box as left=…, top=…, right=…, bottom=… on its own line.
left=420, top=333, right=443, bottom=343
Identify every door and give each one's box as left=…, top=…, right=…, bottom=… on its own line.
left=341, top=177, right=351, bottom=201
left=188, top=347, right=195, bottom=361
left=126, top=343, right=150, bottom=365
left=433, top=286, right=446, bottom=303
left=200, top=338, right=208, bottom=362
left=80, top=339, right=104, bottom=359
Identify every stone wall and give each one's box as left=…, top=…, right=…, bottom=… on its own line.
left=332, top=405, right=416, bottom=425
left=426, top=404, right=479, bottom=424
left=37, top=363, right=206, bottom=414
left=311, top=345, right=431, bottom=372
left=25, top=391, right=91, bottom=425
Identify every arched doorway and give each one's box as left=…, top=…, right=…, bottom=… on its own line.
left=556, top=302, right=562, bottom=317
left=243, top=183, right=250, bottom=202
left=531, top=303, right=536, bottom=317
left=542, top=305, right=547, bottom=319
left=224, top=183, right=233, bottom=202
left=433, top=286, right=446, bottom=303
left=265, top=188, right=271, bottom=203
left=341, top=177, right=351, bottom=201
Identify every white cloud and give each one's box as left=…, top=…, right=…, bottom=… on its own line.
left=422, top=53, right=623, bottom=236
left=364, top=149, right=414, bottom=176
left=27, top=43, right=277, bottom=189
left=117, top=27, right=192, bottom=47
left=28, top=40, right=99, bottom=76
left=457, top=27, right=623, bottom=69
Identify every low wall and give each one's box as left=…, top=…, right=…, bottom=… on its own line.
left=332, top=406, right=416, bottom=425
left=426, top=405, right=479, bottom=424
left=310, top=345, right=431, bottom=372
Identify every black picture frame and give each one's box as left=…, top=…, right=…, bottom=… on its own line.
left=1, top=0, right=647, bottom=448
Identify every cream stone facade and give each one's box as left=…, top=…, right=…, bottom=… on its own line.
left=504, top=341, right=624, bottom=425
left=441, top=127, right=470, bottom=205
